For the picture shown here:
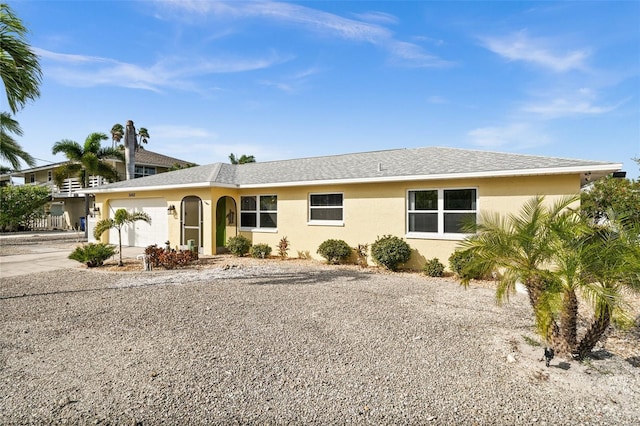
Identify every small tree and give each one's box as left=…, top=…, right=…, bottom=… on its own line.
left=0, top=185, right=50, bottom=231
left=93, top=208, right=151, bottom=266
left=371, top=235, right=411, bottom=271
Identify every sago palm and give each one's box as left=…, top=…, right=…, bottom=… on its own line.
left=93, top=208, right=152, bottom=266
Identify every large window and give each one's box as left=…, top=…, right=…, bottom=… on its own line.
left=240, top=195, right=277, bottom=229
left=309, top=193, right=343, bottom=223
left=408, top=188, right=477, bottom=236
left=134, top=166, right=156, bottom=178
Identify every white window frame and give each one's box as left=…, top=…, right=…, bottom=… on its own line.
left=239, top=195, right=278, bottom=232
left=308, top=192, right=344, bottom=226
left=406, top=187, right=478, bottom=240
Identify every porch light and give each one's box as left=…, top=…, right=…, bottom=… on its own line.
left=167, top=205, right=176, bottom=214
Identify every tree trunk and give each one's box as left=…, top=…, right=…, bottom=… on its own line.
left=124, top=120, right=136, bottom=180
left=575, top=310, right=611, bottom=360
left=118, top=228, right=123, bottom=266
left=559, top=289, right=579, bottom=353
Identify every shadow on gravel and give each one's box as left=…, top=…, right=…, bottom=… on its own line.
left=0, top=269, right=372, bottom=300
left=242, top=269, right=371, bottom=286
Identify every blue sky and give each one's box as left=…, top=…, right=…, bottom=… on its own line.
left=7, top=0, right=640, bottom=178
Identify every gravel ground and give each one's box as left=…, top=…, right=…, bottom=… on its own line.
left=1, top=257, right=639, bottom=425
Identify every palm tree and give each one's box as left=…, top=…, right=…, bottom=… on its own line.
left=458, top=195, right=640, bottom=359
left=0, top=112, right=35, bottom=169
left=52, top=132, right=123, bottom=188
left=52, top=132, right=124, bottom=237
left=93, top=208, right=151, bottom=266
left=110, top=123, right=124, bottom=149
left=114, top=120, right=150, bottom=180
left=229, top=153, right=256, bottom=164
left=0, top=3, right=42, bottom=114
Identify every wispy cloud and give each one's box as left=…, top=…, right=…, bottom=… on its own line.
left=35, top=47, right=286, bottom=92
left=159, top=0, right=451, bottom=68
left=260, top=67, right=322, bottom=93
left=468, top=123, right=550, bottom=149
left=480, top=30, right=590, bottom=72
left=522, top=88, right=624, bottom=118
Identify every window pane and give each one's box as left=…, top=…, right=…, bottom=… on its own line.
left=444, top=213, right=476, bottom=233
left=409, top=212, right=438, bottom=232
left=310, top=208, right=343, bottom=221
left=260, top=195, right=277, bottom=211
left=241, top=212, right=257, bottom=228
left=260, top=212, right=277, bottom=228
left=444, top=189, right=476, bottom=210
left=310, top=194, right=343, bottom=207
left=241, top=196, right=257, bottom=211
left=410, top=190, right=437, bottom=210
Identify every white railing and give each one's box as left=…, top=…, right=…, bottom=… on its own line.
left=28, top=215, right=69, bottom=230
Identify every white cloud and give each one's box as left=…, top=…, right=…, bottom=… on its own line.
left=352, top=11, right=399, bottom=25
left=480, top=30, right=590, bottom=72
left=468, top=123, right=550, bottom=149
left=159, top=0, right=450, bottom=68
left=522, top=88, right=623, bottom=118
left=36, top=48, right=286, bottom=92
left=426, top=95, right=448, bottom=104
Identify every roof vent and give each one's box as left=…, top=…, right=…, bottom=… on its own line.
left=377, top=162, right=382, bottom=172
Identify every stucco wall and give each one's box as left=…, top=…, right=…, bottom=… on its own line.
left=93, top=173, right=581, bottom=270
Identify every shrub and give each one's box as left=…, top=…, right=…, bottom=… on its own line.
left=226, top=235, right=251, bottom=256
left=371, top=235, right=411, bottom=271
left=68, top=243, right=116, bottom=267
left=278, top=236, right=290, bottom=258
left=250, top=243, right=272, bottom=259
left=448, top=250, right=484, bottom=280
left=317, top=239, right=352, bottom=264
left=423, top=258, right=445, bottom=277
left=144, top=245, right=198, bottom=269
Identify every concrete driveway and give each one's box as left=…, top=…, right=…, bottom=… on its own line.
left=0, top=232, right=144, bottom=278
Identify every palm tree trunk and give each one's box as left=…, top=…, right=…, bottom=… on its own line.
left=559, top=289, right=579, bottom=353
left=118, top=228, right=123, bottom=266
left=575, top=310, right=611, bottom=360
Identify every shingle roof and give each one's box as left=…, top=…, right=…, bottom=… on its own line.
left=134, top=148, right=194, bottom=168
left=85, top=146, right=622, bottom=193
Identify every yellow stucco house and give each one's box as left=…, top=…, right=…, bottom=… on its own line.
left=85, top=146, right=621, bottom=269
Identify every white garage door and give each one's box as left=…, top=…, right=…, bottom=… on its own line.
left=108, top=198, right=168, bottom=248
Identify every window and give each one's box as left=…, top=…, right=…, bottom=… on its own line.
left=47, top=171, right=52, bottom=182
left=29, top=174, right=35, bottom=184
left=309, top=193, right=343, bottom=223
left=240, top=195, right=277, bottom=229
left=408, top=188, right=477, bottom=236
left=134, top=166, right=156, bottom=178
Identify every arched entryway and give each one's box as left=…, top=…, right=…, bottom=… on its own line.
left=216, top=196, right=237, bottom=253
left=181, top=196, right=203, bottom=252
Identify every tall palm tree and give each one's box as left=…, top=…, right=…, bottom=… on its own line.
left=0, top=112, right=35, bottom=169
left=0, top=3, right=42, bottom=114
left=52, top=132, right=123, bottom=188
left=52, top=132, right=124, bottom=237
left=114, top=120, right=150, bottom=180
left=110, top=123, right=124, bottom=149
left=93, top=208, right=151, bottom=266
left=229, top=153, right=256, bottom=164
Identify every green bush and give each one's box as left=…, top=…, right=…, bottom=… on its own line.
left=68, top=243, right=116, bottom=267
left=448, top=250, right=484, bottom=280
left=423, top=258, right=445, bottom=277
left=371, top=235, right=411, bottom=271
left=317, top=239, right=352, bottom=264
left=250, top=243, right=272, bottom=259
left=226, top=235, right=251, bottom=256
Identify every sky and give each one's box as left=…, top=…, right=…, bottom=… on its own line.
left=6, top=0, right=640, bottom=178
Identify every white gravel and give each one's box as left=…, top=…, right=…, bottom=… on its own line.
left=1, top=261, right=638, bottom=425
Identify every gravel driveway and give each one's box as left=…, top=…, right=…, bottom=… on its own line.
left=1, top=260, right=638, bottom=425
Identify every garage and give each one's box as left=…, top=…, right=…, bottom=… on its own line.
left=108, top=198, right=168, bottom=248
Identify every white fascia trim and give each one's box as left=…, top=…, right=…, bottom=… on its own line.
left=237, top=163, right=622, bottom=189
left=78, top=181, right=237, bottom=194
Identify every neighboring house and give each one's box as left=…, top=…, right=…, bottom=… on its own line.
left=0, top=149, right=192, bottom=231
left=84, top=147, right=621, bottom=269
